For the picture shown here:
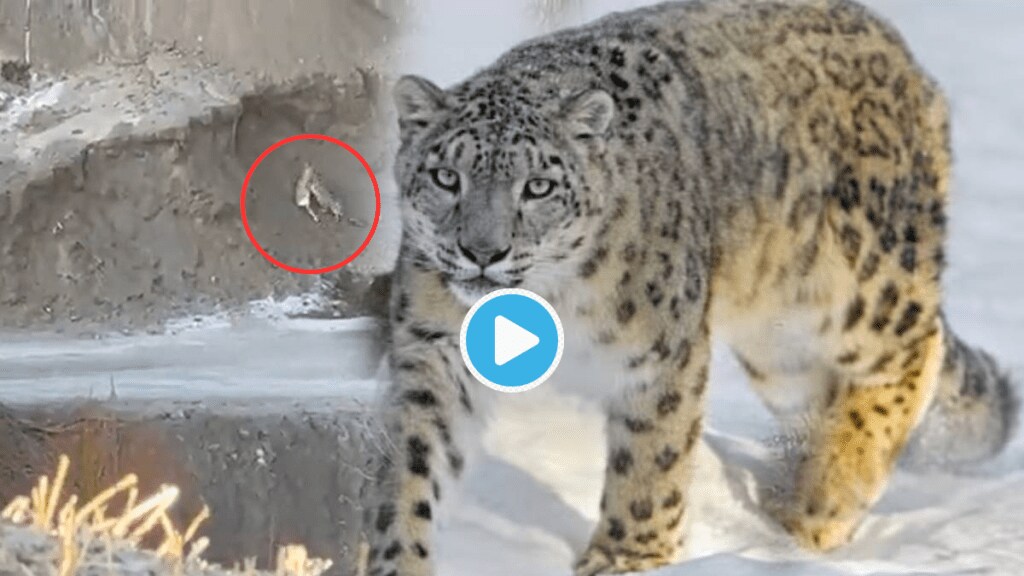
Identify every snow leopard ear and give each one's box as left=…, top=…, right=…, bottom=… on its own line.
left=563, top=89, right=615, bottom=139
left=394, top=75, right=447, bottom=135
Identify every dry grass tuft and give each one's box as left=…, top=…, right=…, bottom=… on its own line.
left=275, top=545, right=332, bottom=576
left=1, top=454, right=332, bottom=576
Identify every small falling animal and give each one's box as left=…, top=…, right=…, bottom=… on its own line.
left=295, top=162, right=345, bottom=223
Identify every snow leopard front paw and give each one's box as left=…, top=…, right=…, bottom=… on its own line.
left=574, top=545, right=615, bottom=576
left=573, top=539, right=680, bottom=575
left=781, top=507, right=860, bottom=552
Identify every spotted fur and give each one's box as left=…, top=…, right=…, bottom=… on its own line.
left=367, top=1, right=1017, bottom=574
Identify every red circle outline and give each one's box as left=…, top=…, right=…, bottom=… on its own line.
left=239, top=134, right=381, bottom=275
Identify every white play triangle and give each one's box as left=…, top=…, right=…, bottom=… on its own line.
left=494, top=315, right=540, bottom=366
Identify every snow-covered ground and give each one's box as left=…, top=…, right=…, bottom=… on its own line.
left=0, top=298, right=383, bottom=404
left=1, top=1, right=1022, bottom=575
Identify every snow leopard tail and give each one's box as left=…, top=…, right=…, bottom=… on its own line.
left=902, top=319, right=1018, bottom=469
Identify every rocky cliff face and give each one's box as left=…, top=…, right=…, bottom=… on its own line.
left=0, top=0, right=403, bottom=333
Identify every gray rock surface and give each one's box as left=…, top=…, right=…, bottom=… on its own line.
left=0, top=0, right=404, bottom=333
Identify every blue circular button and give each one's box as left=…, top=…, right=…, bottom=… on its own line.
left=460, top=288, right=564, bottom=393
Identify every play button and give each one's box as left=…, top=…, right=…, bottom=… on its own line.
left=494, top=316, right=540, bottom=366
left=461, top=289, right=564, bottom=393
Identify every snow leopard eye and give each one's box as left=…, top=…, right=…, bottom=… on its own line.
left=523, top=178, right=556, bottom=200
left=430, top=168, right=461, bottom=193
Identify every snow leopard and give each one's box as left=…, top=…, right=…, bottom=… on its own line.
left=364, top=1, right=1018, bottom=574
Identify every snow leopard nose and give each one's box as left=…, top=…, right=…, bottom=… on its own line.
left=458, top=242, right=512, bottom=267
